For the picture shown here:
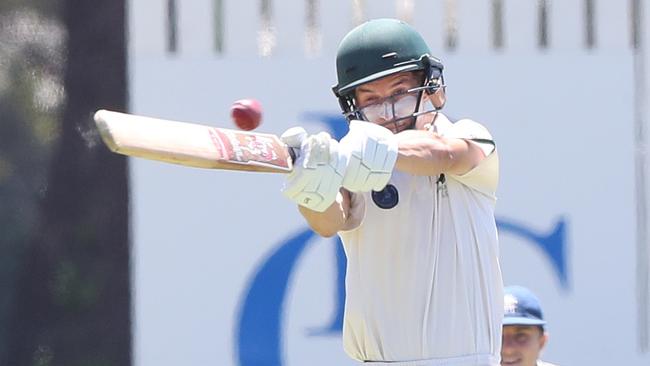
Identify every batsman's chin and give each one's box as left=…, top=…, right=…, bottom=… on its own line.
left=500, top=359, right=523, bottom=366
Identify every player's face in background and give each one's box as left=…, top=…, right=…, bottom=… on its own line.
left=354, top=71, right=431, bottom=133
left=500, top=325, right=548, bottom=366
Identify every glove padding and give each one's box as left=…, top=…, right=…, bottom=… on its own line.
left=340, top=120, right=398, bottom=192
left=281, top=128, right=348, bottom=212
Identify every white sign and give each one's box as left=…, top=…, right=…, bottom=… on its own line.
left=129, top=1, right=650, bottom=365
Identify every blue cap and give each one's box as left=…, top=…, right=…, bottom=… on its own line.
left=502, top=285, right=547, bottom=327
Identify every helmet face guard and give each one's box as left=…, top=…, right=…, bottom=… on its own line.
left=332, top=19, right=445, bottom=124
left=355, top=83, right=444, bottom=132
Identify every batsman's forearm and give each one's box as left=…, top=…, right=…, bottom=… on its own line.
left=298, top=190, right=350, bottom=237
left=394, top=130, right=454, bottom=176
left=393, top=130, right=480, bottom=176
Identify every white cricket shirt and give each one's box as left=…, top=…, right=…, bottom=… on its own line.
left=338, top=116, right=503, bottom=366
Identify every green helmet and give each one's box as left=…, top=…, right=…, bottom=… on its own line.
left=332, top=18, right=444, bottom=121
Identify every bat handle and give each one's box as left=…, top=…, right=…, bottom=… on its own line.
left=280, top=127, right=307, bottom=165
left=288, top=147, right=298, bottom=164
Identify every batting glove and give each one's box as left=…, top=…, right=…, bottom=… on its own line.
left=339, top=120, right=398, bottom=192
left=281, top=127, right=349, bottom=212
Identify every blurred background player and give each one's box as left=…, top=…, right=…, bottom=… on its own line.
left=281, top=18, right=503, bottom=365
left=501, top=285, right=559, bottom=366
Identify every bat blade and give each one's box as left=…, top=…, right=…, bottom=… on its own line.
left=94, top=110, right=294, bottom=173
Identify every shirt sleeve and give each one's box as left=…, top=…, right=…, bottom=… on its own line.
left=444, top=119, right=499, bottom=198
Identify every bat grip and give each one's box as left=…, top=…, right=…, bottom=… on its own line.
left=288, top=147, right=298, bottom=164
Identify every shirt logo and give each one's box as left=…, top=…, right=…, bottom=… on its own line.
left=372, top=184, right=399, bottom=209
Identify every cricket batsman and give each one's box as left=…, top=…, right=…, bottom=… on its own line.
left=281, top=18, right=504, bottom=365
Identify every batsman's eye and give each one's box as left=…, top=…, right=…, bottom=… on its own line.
left=358, top=93, right=418, bottom=122
left=514, top=333, right=531, bottom=344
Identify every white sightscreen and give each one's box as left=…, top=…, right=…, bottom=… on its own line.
left=129, top=1, right=650, bottom=365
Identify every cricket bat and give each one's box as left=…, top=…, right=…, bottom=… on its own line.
left=94, top=110, right=295, bottom=173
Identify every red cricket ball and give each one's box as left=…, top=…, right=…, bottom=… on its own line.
left=230, top=99, right=262, bottom=131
